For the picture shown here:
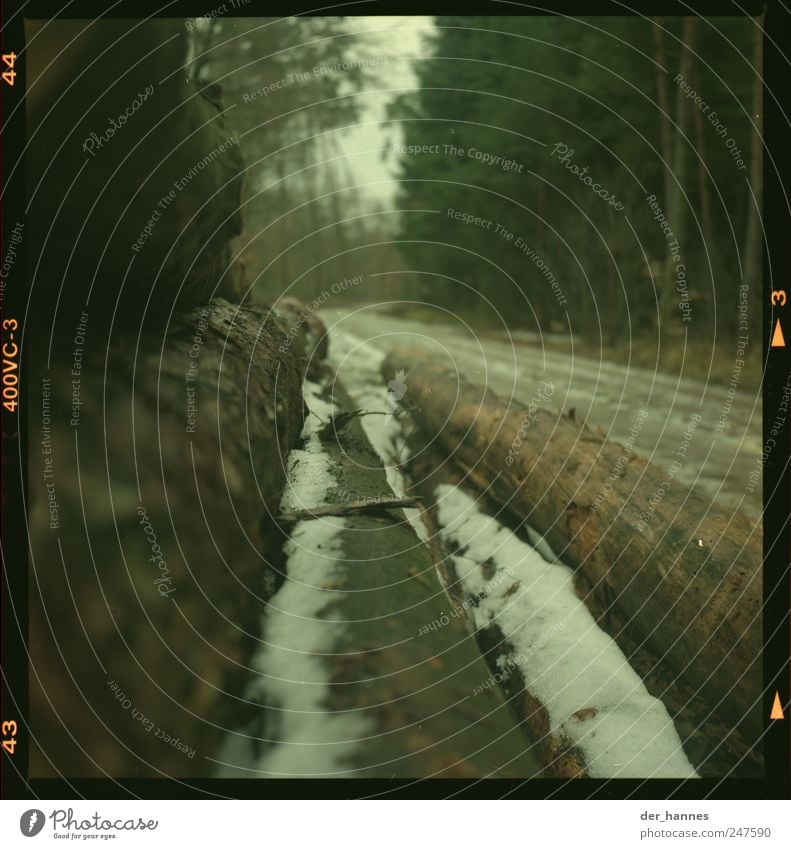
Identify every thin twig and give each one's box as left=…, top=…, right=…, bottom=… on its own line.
left=278, top=497, right=422, bottom=524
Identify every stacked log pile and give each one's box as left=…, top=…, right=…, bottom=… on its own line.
left=383, top=348, right=763, bottom=776
left=28, top=300, right=315, bottom=776
left=227, top=379, right=541, bottom=778
left=23, top=18, right=321, bottom=777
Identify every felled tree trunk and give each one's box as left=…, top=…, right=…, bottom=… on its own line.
left=382, top=348, right=762, bottom=748
left=406, top=438, right=763, bottom=777
left=28, top=300, right=318, bottom=777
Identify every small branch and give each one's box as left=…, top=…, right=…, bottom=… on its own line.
left=278, top=497, right=422, bottom=524
left=318, top=409, right=387, bottom=441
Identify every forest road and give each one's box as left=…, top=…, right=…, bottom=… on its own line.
left=321, top=305, right=763, bottom=522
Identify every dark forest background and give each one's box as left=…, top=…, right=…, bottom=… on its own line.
left=194, top=15, right=762, bottom=374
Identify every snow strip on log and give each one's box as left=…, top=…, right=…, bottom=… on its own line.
left=435, top=483, right=698, bottom=779
left=327, top=329, right=429, bottom=543
left=248, top=380, right=372, bottom=776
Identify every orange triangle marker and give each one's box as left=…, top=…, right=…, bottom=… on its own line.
left=771, top=319, right=786, bottom=347
left=770, top=691, right=785, bottom=720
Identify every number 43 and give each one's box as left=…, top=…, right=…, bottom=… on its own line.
left=1, top=719, right=17, bottom=754
left=2, top=53, right=16, bottom=87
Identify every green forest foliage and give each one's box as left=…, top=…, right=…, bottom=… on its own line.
left=391, top=16, right=762, bottom=346
left=190, top=17, right=393, bottom=303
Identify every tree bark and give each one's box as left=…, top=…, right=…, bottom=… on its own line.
left=405, top=440, right=761, bottom=776
left=689, top=58, right=715, bottom=261
left=28, top=300, right=320, bottom=777
left=382, top=347, right=762, bottom=746
left=664, top=17, right=699, bottom=320
left=651, top=17, right=674, bottom=209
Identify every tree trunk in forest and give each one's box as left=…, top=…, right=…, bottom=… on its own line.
left=275, top=152, right=295, bottom=297
left=665, top=17, right=699, bottom=320
left=325, top=133, right=354, bottom=287
left=382, top=348, right=762, bottom=746
left=25, top=19, right=309, bottom=777
left=651, top=17, right=675, bottom=210
left=689, top=60, right=715, bottom=265
left=743, top=15, right=764, bottom=320
left=25, top=19, right=246, bottom=337
left=28, top=300, right=322, bottom=777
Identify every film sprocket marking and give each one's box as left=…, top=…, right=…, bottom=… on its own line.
left=1, top=0, right=788, bottom=802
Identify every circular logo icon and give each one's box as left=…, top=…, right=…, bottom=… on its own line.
left=19, top=810, right=46, bottom=837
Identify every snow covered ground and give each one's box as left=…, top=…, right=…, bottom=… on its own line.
left=328, top=329, right=429, bottom=543
left=435, top=484, right=697, bottom=779
left=323, top=307, right=762, bottom=519
left=221, top=322, right=700, bottom=778
left=328, top=323, right=698, bottom=779
left=235, top=380, right=373, bottom=777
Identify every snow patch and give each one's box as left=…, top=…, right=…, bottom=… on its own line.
left=279, top=380, right=336, bottom=513
left=327, top=329, right=430, bottom=543
left=435, top=484, right=698, bottom=779
left=247, top=379, right=371, bottom=776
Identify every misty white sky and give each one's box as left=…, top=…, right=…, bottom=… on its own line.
left=337, top=16, right=435, bottom=204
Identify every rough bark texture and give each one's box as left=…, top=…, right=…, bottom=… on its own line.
left=382, top=348, right=762, bottom=753
left=28, top=300, right=315, bottom=777
left=406, top=440, right=763, bottom=777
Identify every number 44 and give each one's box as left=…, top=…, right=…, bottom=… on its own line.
left=2, top=52, right=16, bottom=86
